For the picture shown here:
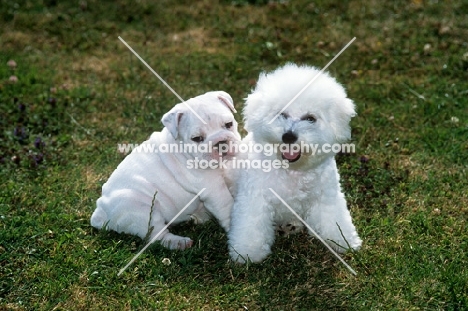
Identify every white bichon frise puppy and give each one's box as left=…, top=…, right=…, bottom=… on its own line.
left=228, top=64, right=362, bottom=263
left=91, top=91, right=241, bottom=250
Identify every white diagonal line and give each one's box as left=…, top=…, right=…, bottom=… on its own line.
left=404, top=83, right=426, bottom=101
left=268, top=188, right=357, bottom=276
left=118, top=36, right=207, bottom=125
left=118, top=188, right=206, bottom=276
left=268, top=37, right=356, bottom=124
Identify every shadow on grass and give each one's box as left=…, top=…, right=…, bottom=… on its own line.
left=91, top=220, right=350, bottom=309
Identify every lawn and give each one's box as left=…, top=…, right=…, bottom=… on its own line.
left=1, top=0, right=467, bottom=310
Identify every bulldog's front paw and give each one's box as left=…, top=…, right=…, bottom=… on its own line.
left=160, top=233, right=194, bottom=250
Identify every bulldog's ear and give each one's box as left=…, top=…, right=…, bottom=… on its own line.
left=161, top=107, right=184, bottom=139
left=217, top=91, right=237, bottom=113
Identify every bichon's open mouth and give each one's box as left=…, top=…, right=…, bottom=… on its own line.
left=281, top=150, right=301, bottom=163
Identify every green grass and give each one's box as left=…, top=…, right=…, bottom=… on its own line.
left=1, top=0, right=467, bottom=309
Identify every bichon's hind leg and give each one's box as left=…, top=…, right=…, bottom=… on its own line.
left=276, top=220, right=304, bottom=236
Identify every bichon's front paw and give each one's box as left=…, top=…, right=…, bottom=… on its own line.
left=328, top=233, right=362, bottom=253
left=229, top=244, right=271, bottom=264
left=347, top=234, right=362, bottom=251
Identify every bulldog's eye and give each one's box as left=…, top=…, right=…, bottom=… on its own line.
left=191, top=136, right=204, bottom=143
left=225, top=122, right=233, bottom=129
left=304, top=115, right=317, bottom=123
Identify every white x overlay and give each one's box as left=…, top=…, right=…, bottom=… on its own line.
left=268, top=37, right=356, bottom=124
left=117, top=188, right=206, bottom=276
left=118, top=36, right=207, bottom=124
left=269, top=188, right=357, bottom=276
left=116, top=35, right=358, bottom=276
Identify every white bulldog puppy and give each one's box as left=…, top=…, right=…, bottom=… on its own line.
left=228, top=64, right=362, bottom=263
left=91, top=91, right=241, bottom=250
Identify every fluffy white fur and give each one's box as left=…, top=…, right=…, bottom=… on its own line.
left=91, top=91, right=241, bottom=250
left=228, top=63, right=362, bottom=263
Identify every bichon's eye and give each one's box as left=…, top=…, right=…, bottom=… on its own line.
left=191, top=136, right=204, bottom=143
left=225, top=122, right=233, bottom=129
left=304, top=115, right=317, bottom=123
left=280, top=112, right=289, bottom=119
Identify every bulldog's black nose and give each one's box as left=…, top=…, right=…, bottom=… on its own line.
left=282, top=131, right=297, bottom=144
left=214, top=140, right=228, bottom=148
left=214, top=140, right=230, bottom=155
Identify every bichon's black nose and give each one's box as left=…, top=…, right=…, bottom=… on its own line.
left=282, top=131, right=297, bottom=144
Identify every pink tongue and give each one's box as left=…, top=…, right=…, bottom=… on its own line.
left=282, top=150, right=301, bottom=161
